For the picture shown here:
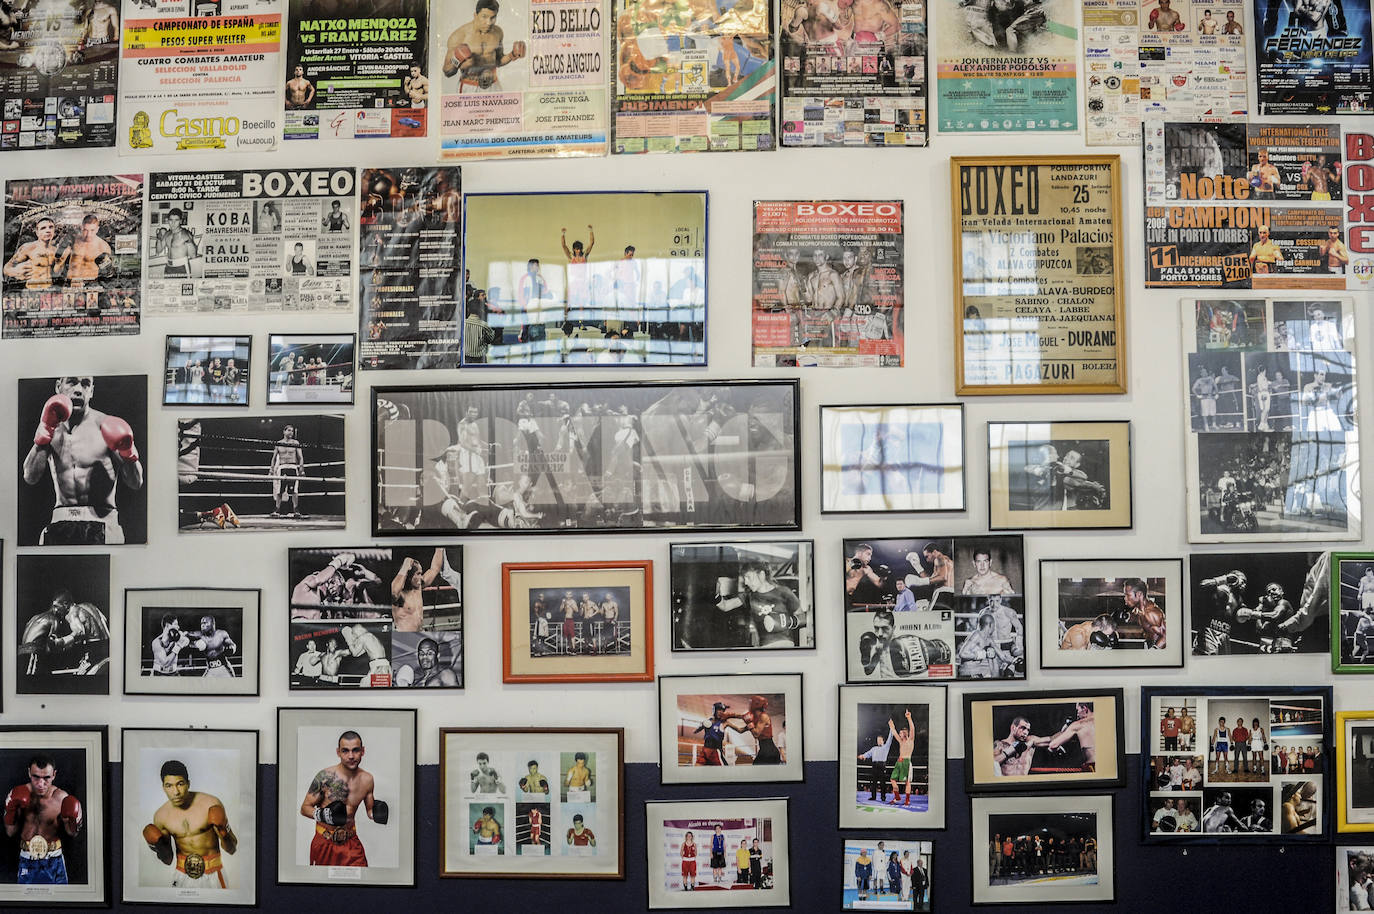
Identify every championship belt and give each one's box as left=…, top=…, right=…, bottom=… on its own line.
left=24, top=835, right=50, bottom=857
left=329, top=824, right=355, bottom=845
left=184, top=853, right=205, bottom=879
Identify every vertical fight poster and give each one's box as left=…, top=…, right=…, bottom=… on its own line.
left=284, top=0, right=429, bottom=140
left=1254, top=0, right=1373, bottom=114
left=436, top=0, right=609, bottom=160
left=119, top=0, right=282, bottom=154
left=2, top=175, right=142, bottom=338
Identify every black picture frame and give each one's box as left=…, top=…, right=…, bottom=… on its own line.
left=162, top=335, right=253, bottom=407
left=371, top=379, right=801, bottom=536
left=962, top=688, right=1127, bottom=793
left=668, top=539, right=816, bottom=653
left=818, top=403, right=966, bottom=515
left=122, top=587, right=261, bottom=696
left=656, top=673, right=806, bottom=785
left=267, top=333, right=356, bottom=406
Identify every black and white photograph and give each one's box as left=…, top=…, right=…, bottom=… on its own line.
left=645, top=798, right=790, bottom=910
left=838, top=685, right=947, bottom=830
left=1338, top=845, right=1374, bottom=910
left=268, top=334, right=355, bottom=405
left=970, top=794, right=1114, bottom=906
left=1039, top=559, right=1183, bottom=669
left=372, top=380, right=800, bottom=535
left=163, top=336, right=252, bottom=406
left=841, top=838, right=932, bottom=911
left=288, top=546, right=463, bottom=690
left=1189, top=552, right=1329, bottom=656
left=15, top=553, right=110, bottom=696
left=17, top=374, right=147, bottom=546
left=669, top=541, right=815, bottom=652
left=0, top=726, right=108, bottom=906
left=1272, top=300, right=1345, bottom=351
left=121, top=728, right=258, bottom=906
left=1199, top=786, right=1277, bottom=834
left=819, top=404, right=965, bottom=513
left=964, top=689, right=1126, bottom=792
left=1333, top=553, right=1374, bottom=673
left=123, top=588, right=260, bottom=697
left=987, top=420, right=1133, bottom=530
left=843, top=536, right=1025, bottom=682
left=1338, top=712, right=1374, bottom=832
left=176, top=414, right=346, bottom=533
left=658, top=674, right=805, bottom=785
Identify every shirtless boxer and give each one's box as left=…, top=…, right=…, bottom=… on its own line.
left=19, top=593, right=82, bottom=678
left=985, top=594, right=1025, bottom=663
left=300, top=731, right=389, bottom=867
left=473, top=807, right=501, bottom=846
left=994, top=704, right=1096, bottom=774
left=270, top=424, right=305, bottom=518
left=402, top=65, right=429, bottom=105
left=150, top=615, right=190, bottom=675
left=566, top=752, right=593, bottom=797
left=285, top=65, right=315, bottom=108
left=742, top=696, right=781, bottom=764
left=579, top=593, right=599, bottom=654
left=4, top=754, right=82, bottom=884
left=1199, top=7, right=1217, bottom=30
left=1123, top=577, right=1167, bottom=648
left=600, top=592, right=621, bottom=651
left=4, top=217, right=60, bottom=289
left=340, top=624, right=391, bottom=687
left=958, top=613, right=1014, bottom=678
left=1060, top=614, right=1119, bottom=650
left=390, top=548, right=462, bottom=632
left=321, top=200, right=348, bottom=233
left=292, top=639, right=324, bottom=683
left=1282, top=781, right=1318, bottom=833
left=292, top=552, right=380, bottom=618
left=46, top=594, right=110, bottom=677
left=1151, top=0, right=1182, bottom=29
left=887, top=709, right=919, bottom=804
left=470, top=753, right=505, bottom=793
left=59, top=214, right=113, bottom=284
left=1306, top=156, right=1339, bottom=202
left=1319, top=227, right=1350, bottom=273
left=1249, top=225, right=1281, bottom=273
left=192, top=614, right=237, bottom=678
left=962, top=549, right=1016, bottom=595
left=392, top=635, right=460, bottom=687
left=1203, top=791, right=1245, bottom=832
left=518, top=760, right=549, bottom=794
left=1249, top=150, right=1281, bottom=198
left=84, top=0, right=119, bottom=44
left=143, top=760, right=238, bottom=888
left=22, top=375, right=143, bottom=544
left=319, top=639, right=346, bottom=684
left=443, top=0, right=527, bottom=91
left=804, top=248, right=843, bottom=309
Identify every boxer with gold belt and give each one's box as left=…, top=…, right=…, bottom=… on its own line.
left=142, top=759, right=237, bottom=889
left=4, top=753, right=82, bottom=884
left=300, top=730, right=390, bottom=867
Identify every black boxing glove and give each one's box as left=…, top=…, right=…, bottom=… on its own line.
left=1005, top=739, right=1028, bottom=759
left=876, top=564, right=891, bottom=578
left=859, top=632, right=882, bottom=674
left=372, top=800, right=389, bottom=825
left=1090, top=630, right=1114, bottom=649
left=1111, top=608, right=1132, bottom=627
left=315, top=800, right=348, bottom=826
left=850, top=557, right=865, bottom=570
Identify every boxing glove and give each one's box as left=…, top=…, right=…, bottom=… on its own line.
left=315, top=799, right=348, bottom=826
left=4, top=785, right=30, bottom=827
left=99, top=415, right=138, bottom=461
left=849, top=557, right=865, bottom=570
left=207, top=804, right=228, bottom=834
left=329, top=552, right=357, bottom=570
left=1090, top=630, right=1114, bottom=649
left=452, top=43, right=473, bottom=68
left=144, top=825, right=174, bottom=865
left=859, top=632, right=882, bottom=674
left=34, top=394, right=72, bottom=447
left=60, top=793, right=81, bottom=828
left=372, top=800, right=389, bottom=825
left=394, top=665, right=415, bottom=687
left=1005, top=740, right=1028, bottom=759
left=509, top=40, right=526, bottom=59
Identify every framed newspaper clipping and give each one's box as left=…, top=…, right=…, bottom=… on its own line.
left=951, top=155, right=1126, bottom=396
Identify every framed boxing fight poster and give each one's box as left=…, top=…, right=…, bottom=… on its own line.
left=162, top=336, right=253, bottom=407
left=122, top=588, right=261, bottom=697
left=1332, top=553, right=1374, bottom=674
left=837, top=684, right=947, bottom=831
left=503, top=561, right=652, bottom=684
left=0, top=725, right=109, bottom=907
left=371, top=379, right=801, bottom=536
left=840, top=838, right=933, bottom=912
left=657, top=674, right=805, bottom=786
left=645, top=797, right=791, bottom=910
left=1336, top=711, right=1374, bottom=833
left=986, top=420, right=1133, bottom=530
left=819, top=404, right=965, bottom=514
left=970, top=794, right=1114, bottom=906
left=276, top=707, right=416, bottom=887
left=438, top=728, right=625, bottom=879
left=951, top=156, right=1126, bottom=396
left=668, top=540, right=816, bottom=653
left=963, top=688, right=1126, bottom=793
left=121, top=728, right=258, bottom=906
left=1038, top=558, right=1184, bottom=670
left=1141, top=685, right=1332, bottom=844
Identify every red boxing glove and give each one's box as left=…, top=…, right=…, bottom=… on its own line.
left=453, top=43, right=473, bottom=64
left=99, top=416, right=138, bottom=461
left=4, top=786, right=30, bottom=827
left=60, top=793, right=81, bottom=827
left=34, top=394, right=72, bottom=446
left=509, top=40, right=526, bottom=59
left=207, top=805, right=228, bottom=833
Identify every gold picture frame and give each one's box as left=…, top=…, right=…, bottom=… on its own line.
left=1338, top=710, right=1374, bottom=832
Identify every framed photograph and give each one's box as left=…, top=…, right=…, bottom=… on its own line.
left=17, top=374, right=147, bottom=546
left=1039, top=558, right=1183, bottom=669
left=657, top=674, right=804, bottom=785
left=819, top=404, right=965, bottom=514
left=1180, top=296, right=1360, bottom=543
left=288, top=546, right=463, bottom=690
left=951, top=155, right=1126, bottom=396
left=461, top=191, right=707, bottom=367
left=963, top=688, right=1126, bottom=792
left=0, top=725, right=108, bottom=906
left=372, top=379, right=800, bottom=535
left=1337, top=711, right=1374, bottom=833
left=1141, top=686, right=1332, bottom=842
left=16, top=553, right=110, bottom=696
left=1339, top=845, right=1374, bottom=910
left=987, top=420, right=1133, bottom=530
left=123, top=588, right=260, bottom=696
left=176, top=414, right=346, bottom=533
left=842, top=535, right=1026, bottom=682
left=837, top=684, right=947, bottom=830
left=1191, top=551, right=1329, bottom=656
left=1333, top=553, right=1374, bottom=672
left=121, top=728, right=258, bottom=905
left=438, top=728, right=624, bottom=879
left=268, top=334, right=356, bottom=405
left=970, top=794, right=1114, bottom=906
left=645, top=797, right=790, bottom=909
left=503, top=560, right=652, bottom=684
left=841, top=838, right=932, bottom=911
left=276, top=707, right=416, bottom=887
left=668, top=540, right=815, bottom=652
left=163, top=336, right=252, bottom=406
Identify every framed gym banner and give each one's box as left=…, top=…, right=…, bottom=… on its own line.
left=951, top=156, right=1126, bottom=395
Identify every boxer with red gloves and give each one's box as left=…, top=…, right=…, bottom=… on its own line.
left=443, top=0, right=526, bottom=92
left=299, top=731, right=390, bottom=867
left=22, top=375, right=144, bottom=544
left=4, top=754, right=82, bottom=884
left=143, top=760, right=237, bottom=888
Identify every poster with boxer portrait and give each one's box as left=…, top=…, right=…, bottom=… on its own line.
left=121, top=728, right=258, bottom=906
left=1254, top=0, right=1373, bottom=116
left=16, top=374, right=147, bottom=547
left=657, top=674, right=804, bottom=785
left=123, top=588, right=261, bottom=696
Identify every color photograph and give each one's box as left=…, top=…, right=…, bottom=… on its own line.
left=841, top=839, right=931, bottom=911
left=659, top=674, right=804, bottom=784
left=645, top=798, right=790, bottom=909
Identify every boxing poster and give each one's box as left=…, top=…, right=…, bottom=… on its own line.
left=1180, top=297, right=1360, bottom=543
left=1144, top=123, right=1344, bottom=206
left=611, top=0, right=776, bottom=153
left=0, top=0, right=118, bottom=152
left=358, top=166, right=462, bottom=370
left=777, top=0, right=927, bottom=147
left=118, top=0, right=282, bottom=155
left=1344, top=130, right=1374, bottom=288
left=16, top=375, right=148, bottom=547
left=1254, top=0, right=1373, bottom=115
left=175, top=414, right=347, bottom=533
left=15, top=553, right=111, bottom=696
left=752, top=200, right=903, bottom=367
left=143, top=167, right=355, bottom=315
left=2, top=175, right=142, bottom=339
left=934, top=0, right=1077, bottom=132
left=283, top=0, right=429, bottom=141
left=287, top=546, right=463, bottom=690
left=1082, top=0, right=1247, bottom=146
left=1189, top=552, right=1328, bottom=655
left=436, top=0, right=609, bottom=160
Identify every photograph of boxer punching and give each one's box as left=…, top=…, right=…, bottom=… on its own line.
left=675, top=693, right=787, bottom=769
left=15, top=554, right=110, bottom=696
left=17, top=375, right=145, bottom=545
left=1188, top=551, right=1327, bottom=656
left=965, top=689, right=1125, bottom=792
left=670, top=540, right=814, bottom=652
